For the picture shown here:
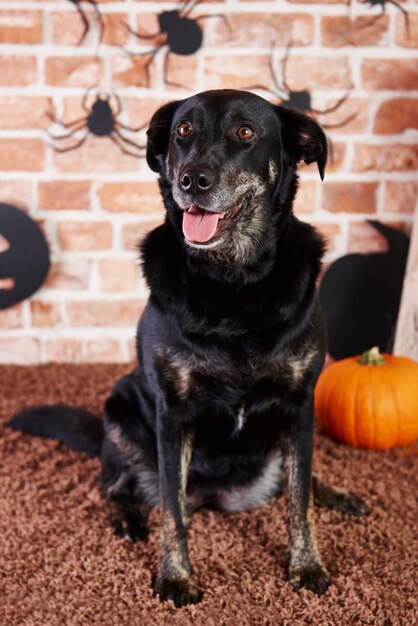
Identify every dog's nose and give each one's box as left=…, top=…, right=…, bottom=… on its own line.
left=180, top=166, right=215, bottom=194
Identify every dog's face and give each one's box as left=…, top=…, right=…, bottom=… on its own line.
left=147, top=90, right=327, bottom=263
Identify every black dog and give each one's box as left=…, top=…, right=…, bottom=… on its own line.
left=11, top=89, right=367, bottom=608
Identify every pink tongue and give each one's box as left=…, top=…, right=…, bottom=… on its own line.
left=182, top=204, right=221, bottom=243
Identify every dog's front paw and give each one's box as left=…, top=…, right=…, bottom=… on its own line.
left=153, top=575, right=203, bottom=608
left=110, top=514, right=148, bottom=543
left=288, top=561, right=330, bottom=596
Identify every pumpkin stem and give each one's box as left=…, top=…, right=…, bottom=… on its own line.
left=359, top=346, right=385, bottom=366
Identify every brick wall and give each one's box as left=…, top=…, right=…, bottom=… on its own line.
left=0, top=0, right=417, bottom=364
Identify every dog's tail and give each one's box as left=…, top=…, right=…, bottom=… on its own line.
left=9, top=405, right=104, bottom=458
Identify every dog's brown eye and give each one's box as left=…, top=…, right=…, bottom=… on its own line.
left=236, top=126, right=254, bottom=141
left=177, top=122, right=193, bottom=137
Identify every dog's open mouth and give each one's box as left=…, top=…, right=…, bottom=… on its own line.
left=182, top=196, right=249, bottom=244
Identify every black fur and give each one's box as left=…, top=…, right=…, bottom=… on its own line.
left=10, top=89, right=367, bottom=609
left=10, top=406, right=103, bottom=458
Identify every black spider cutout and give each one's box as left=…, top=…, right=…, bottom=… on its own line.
left=348, top=0, right=410, bottom=38
left=122, top=0, right=230, bottom=88
left=246, top=44, right=357, bottom=130
left=48, top=89, right=146, bottom=157
left=66, top=0, right=104, bottom=46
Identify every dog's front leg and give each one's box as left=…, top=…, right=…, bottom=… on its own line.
left=153, top=410, right=201, bottom=608
left=281, top=397, right=330, bottom=596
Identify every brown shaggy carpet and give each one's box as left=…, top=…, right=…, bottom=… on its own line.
left=0, top=364, right=416, bottom=626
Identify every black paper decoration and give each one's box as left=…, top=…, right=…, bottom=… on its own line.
left=48, top=89, right=145, bottom=157
left=348, top=0, right=410, bottom=37
left=66, top=0, right=104, bottom=46
left=319, top=221, right=409, bottom=360
left=123, top=0, right=230, bottom=88
left=0, top=204, right=50, bottom=309
left=246, top=44, right=356, bottom=130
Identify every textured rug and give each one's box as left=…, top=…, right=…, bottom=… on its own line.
left=0, top=364, right=416, bottom=626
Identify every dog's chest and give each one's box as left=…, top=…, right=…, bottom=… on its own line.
left=156, top=345, right=315, bottom=412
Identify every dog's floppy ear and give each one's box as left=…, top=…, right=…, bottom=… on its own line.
left=146, top=100, right=184, bottom=173
left=275, top=106, right=328, bottom=180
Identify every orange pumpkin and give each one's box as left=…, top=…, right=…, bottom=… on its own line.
left=314, top=347, right=418, bottom=450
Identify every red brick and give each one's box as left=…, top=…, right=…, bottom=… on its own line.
left=45, top=56, right=102, bottom=87
left=52, top=136, right=141, bottom=173
left=321, top=16, right=389, bottom=47
left=124, top=97, right=166, bottom=130
left=313, top=223, right=342, bottom=254
left=204, top=54, right=273, bottom=90
left=30, top=301, right=61, bottom=327
left=396, top=13, right=418, bottom=48
left=0, top=180, right=32, bottom=211
left=111, top=55, right=157, bottom=88
left=374, top=99, right=418, bottom=134
left=0, top=139, right=44, bottom=171
left=0, top=55, right=37, bottom=86
left=208, top=14, right=313, bottom=47
left=44, top=338, right=124, bottom=364
left=353, top=144, right=418, bottom=172
left=165, top=54, right=198, bottom=92
left=294, top=181, right=317, bottom=213
left=322, top=182, right=377, bottom=213
left=384, top=181, right=417, bottom=213
left=39, top=181, right=90, bottom=211
left=102, top=13, right=131, bottom=45
left=0, top=10, right=43, bottom=44
left=0, top=304, right=24, bottom=329
left=122, top=220, right=164, bottom=251
left=66, top=300, right=145, bottom=327
left=44, top=261, right=91, bottom=290
left=98, top=259, right=139, bottom=292
left=0, top=338, right=40, bottom=365
left=275, top=56, right=351, bottom=91
left=97, top=182, right=163, bottom=213
left=362, top=59, right=418, bottom=90
left=0, top=97, right=52, bottom=130
left=57, top=221, right=113, bottom=251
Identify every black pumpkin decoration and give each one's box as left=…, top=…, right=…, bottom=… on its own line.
left=319, top=220, right=409, bottom=360
left=0, top=204, right=50, bottom=309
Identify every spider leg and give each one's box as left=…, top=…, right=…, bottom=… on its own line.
left=162, top=51, right=191, bottom=90
left=47, top=122, right=87, bottom=140
left=118, top=121, right=148, bottom=133
left=322, top=110, right=359, bottom=130
left=388, top=0, right=410, bottom=36
left=50, top=132, right=89, bottom=153
left=281, top=42, right=295, bottom=95
left=113, top=127, right=146, bottom=151
left=182, top=0, right=207, bottom=18
left=119, top=18, right=161, bottom=41
left=82, top=86, right=98, bottom=113
left=74, top=4, right=90, bottom=47
left=47, top=112, right=87, bottom=129
left=269, top=43, right=288, bottom=98
left=310, top=87, right=352, bottom=115
left=195, top=14, right=232, bottom=40
left=110, top=133, right=144, bottom=158
left=87, top=0, right=105, bottom=44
